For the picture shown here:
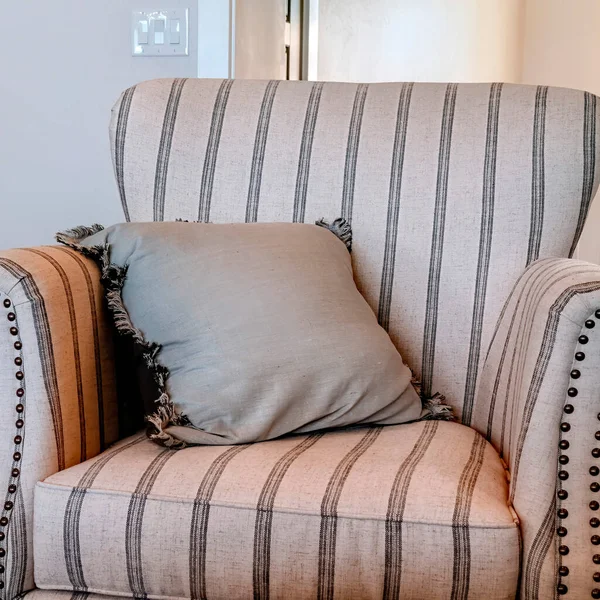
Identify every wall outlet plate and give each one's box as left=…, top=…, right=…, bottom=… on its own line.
left=132, top=9, right=189, bottom=57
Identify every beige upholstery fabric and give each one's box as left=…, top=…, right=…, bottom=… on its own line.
left=472, top=257, right=600, bottom=600
left=0, top=248, right=118, bottom=598
left=110, top=79, right=600, bottom=427
left=34, top=421, right=519, bottom=599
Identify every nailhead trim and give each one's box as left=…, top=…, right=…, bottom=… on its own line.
left=558, top=583, right=568, bottom=595
left=1, top=292, right=25, bottom=576
left=593, top=589, right=600, bottom=599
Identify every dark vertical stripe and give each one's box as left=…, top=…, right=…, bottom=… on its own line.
left=0, top=259, right=64, bottom=470
left=126, top=449, right=175, bottom=597
left=450, top=433, right=487, bottom=600
left=421, top=84, right=458, bottom=399
left=23, top=249, right=87, bottom=462
left=54, top=247, right=105, bottom=451
left=527, top=86, right=547, bottom=265
left=462, top=83, right=503, bottom=426
left=197, top=79, right=234, bottom=223
left=377, top=83, right=414, bottom=331
left=63, top=436, right=145, bottom=591
left=190, top=445, right=250, bottom=600
left=153, top=78, right=188, bottom=221
left=253, top=434, right=323, bottom=600
left=292, top=82, right=324, bottom=223
left=523, top=498, right=555, bottom=600
left=382, top=422, right=438, bottom=600
left=340, top=84, right=369, bottom=223
left=245, top=81, right=280, bottom=223
left=317, top=427, right=382, bottom=600
left=569, top=91, right=597, bottom=257
left=509, top=280, right=600, bottom=502
left=6, top=487, right=27, bottom=600
left=114, top=86, right=136, bottom=222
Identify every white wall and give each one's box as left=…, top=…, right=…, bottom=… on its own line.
left=317, top=0, right=524, bottom=83
left=521, top=0, right=600, bottom=263
left=0, top=1, right=203, bottom=250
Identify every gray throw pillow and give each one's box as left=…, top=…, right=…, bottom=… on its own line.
left=58, top=220, right=450, bottom=447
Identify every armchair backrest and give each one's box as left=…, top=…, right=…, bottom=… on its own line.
left=109, top=78, right=600, bottom=424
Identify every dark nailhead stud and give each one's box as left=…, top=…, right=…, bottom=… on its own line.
left=0, top=518, right=8, bottom=527
left=557, top=526, right=568, bottom=537
left=16, top=388, right=23, bottom=398
left=6, top=313, right=15, bottom=322
left=595, top=573, right=600, bottom=582
left=13, top=436, right=21, bottom=445
left=15, top=420, right=23, bottom=429
left=0, top=533, right=5, bottom=542
left=3, top=503, right=12, bottom=512
left=15, top=372, right=23, bottom=381
left=564, top=404, right=574, bottom=414
left=586, top=319, right=596, bottom=328
left=559, top=566, right=569, bottom=577
left=2, top=299, right=10, bottom=308
left=558, top=490, right=569, bottom=500
left=559, top=455, right=569, bottom=465
left=592, top=518, right=600, bottom=528
left=559, top=545, right=570, bottom=555
left=15, top=405, right=23, bottom=414
left=14, top=357, right=22, bottom=367
left=560, top=440, right=570, bottom=450
left=571, top=369, right=581, bottom=379
left=593, top=535, right=600, bottom=545
left=12, top=453, right=20, bottom=462
left=7, top=486, right=15, bottom=494
left=14, top=341, right=21, bottom=351
left=567, top=388, right=578, bottom=397
left=0, top=550, right=5, bottom=559
left=592, top=482, right=600, bottom=492
left=561, top=423, right=571, bottom=432
left=9, top=327, right=17, bottom=336
left=594, top=449, right=600, bottom=458
left=559, top=470, right=569, bottom=481
left=10, top=469, right=18, bottom=478
left=592, top=466, right=600, bottom=476
left=558, top=508, right=569, bottom=519
left=557, top=583, right=568, bottom=595
left=594, top=553, right=600, bottom=564
left=580, top=334, right=589, bottom=344
left=597, top=432, right=600, bottom=441
left=593, top=589, right=600, bottom=599
left=0, top=580, right=4, bottom=589
left=576, top=352, right=586, bottom=361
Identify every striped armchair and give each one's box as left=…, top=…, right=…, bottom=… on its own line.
left=2, top=79, right=600, bottom=599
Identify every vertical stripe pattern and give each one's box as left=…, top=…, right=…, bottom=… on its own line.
left=6, top=488, right=27, bottom=600
left=340, top=84, right=369, bottom=222
left=197, top=79, right=234, bottom=223
left=292, top=82, right=324, bottom=223
left=450, top=433, right=487, bottom=600
left=421, top=83, right=458, bottom=398
left=382, top=421, right=438, bottom=600
left=125, top=449, right=175, bottom=597
left=114, top=85, right=136, bottom=222
left=245, top=80, right=280, bottom=223
left=317, top=427, right=383, bottom=600
left=253, top=434, right=324, bottom=600
left=190, top=445, right=250, bottom=600
left=153, top=78, right=188, bottom=221
left=570, top=91, right=597, bottom=256
left=377, top=83, right=414, bottom=332
left=462, top=83, right=503, bottom=426
left=527, top=86, right=548, bottom=265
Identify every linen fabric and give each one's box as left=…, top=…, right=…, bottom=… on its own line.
left=34, top=421, right=520, bottom=600
left=72, top=221, right=423, bottom=447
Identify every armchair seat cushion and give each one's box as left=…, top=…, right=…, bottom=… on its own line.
left=34, top=421, right=519, bottom=599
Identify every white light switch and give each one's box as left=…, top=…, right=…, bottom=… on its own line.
left=132, top=9, right=189, bottom=56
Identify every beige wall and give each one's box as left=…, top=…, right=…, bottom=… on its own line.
left=521, top=0, right=600, bottom=262
left=317, top=0, right=524, bottom=83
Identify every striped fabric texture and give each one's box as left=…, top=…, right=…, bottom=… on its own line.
left=34, top=422, right=520, bottom=599
left=0, top=247, right=118, bottom=599
left=110, top=79, right=600, bottom=426
left=472, top=257, right=600, bottom=600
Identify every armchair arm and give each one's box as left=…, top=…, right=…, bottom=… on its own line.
left=473, top=257, right=600, bottom=600
left=0, top=246, right=118, bottom=598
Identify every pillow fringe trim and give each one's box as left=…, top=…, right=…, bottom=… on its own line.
left=410, top=376, right=455, bottom=421
left=315, top=218, right=352, bottom=252
left=56, top=226, right=190, bottom=449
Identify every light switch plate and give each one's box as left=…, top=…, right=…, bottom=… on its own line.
left=132, top=9, right=189, bottom=56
